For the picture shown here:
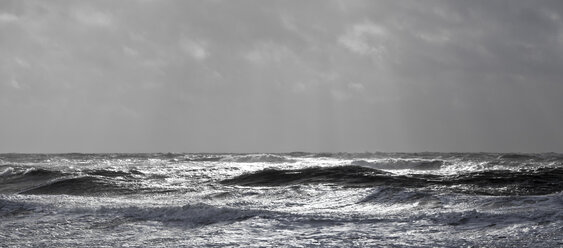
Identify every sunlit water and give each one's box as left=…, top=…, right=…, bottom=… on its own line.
left=1, top=153, right=562, bottom=247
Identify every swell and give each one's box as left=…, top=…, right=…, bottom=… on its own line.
left=351, top=159, right=443, bottom=170
left=222, top=166, right=563, bottom=195
left=19, top=176, right=136, bottom=195
left=0, top=168, right=66, bottom=194
left=83, top=169, right=144, bottom=178
left=221, top=166, right=402, bottom=187
left=220, top=154, right=296, bottom=163
left=1, top=168, right=155, bottom=195
left=440, top=167, right=563, bottom=195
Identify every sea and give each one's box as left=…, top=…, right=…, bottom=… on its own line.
left=1, top=152, right=562, bottom=247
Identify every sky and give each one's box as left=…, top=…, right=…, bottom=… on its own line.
left=1, top=0, right=563, bottom=153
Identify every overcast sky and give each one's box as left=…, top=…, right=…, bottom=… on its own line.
left=1, top=0, right=563, bottom=153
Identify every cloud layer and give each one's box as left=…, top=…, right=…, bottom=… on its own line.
left=1, top=0, right=563, bottom=152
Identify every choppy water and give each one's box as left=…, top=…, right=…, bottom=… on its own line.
left=1, top=153, right=562, bottom=247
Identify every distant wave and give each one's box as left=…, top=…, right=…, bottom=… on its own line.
left=497, top=153, right=540, bottom=160
left=351, top=159, right=443, bottom=170
left=180, top=156, right=224, bottom=162
left=220, top=154, right=296, bottom=163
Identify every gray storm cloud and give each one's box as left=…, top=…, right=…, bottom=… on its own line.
left=1, top=0, right=562, bottom=152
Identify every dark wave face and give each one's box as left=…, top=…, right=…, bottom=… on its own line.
left=0, top=167, right=155, bottom=195
left=19, top=176, right=136, bottom=196
left=0, top=168, right=66, bottom=194
left=221, top=166, right=395, bottom=186
left=441, top=167, right=563, bottom=195
left=222, top=166, right=563, bottom=196
left=84, top=169, right=144, bottom=178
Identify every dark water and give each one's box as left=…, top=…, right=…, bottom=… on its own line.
left=1, top=153, right=562, bottom=247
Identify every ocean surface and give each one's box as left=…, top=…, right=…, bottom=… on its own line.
left=1, top=152, right=562, bottom=247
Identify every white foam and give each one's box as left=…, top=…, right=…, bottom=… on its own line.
left=0, top=167, right=14, bottom=177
